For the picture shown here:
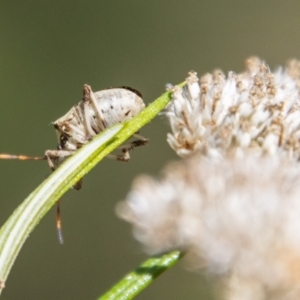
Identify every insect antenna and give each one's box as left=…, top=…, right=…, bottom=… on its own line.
left=56, top=199, right=64, bottom=244
left=0, top=154, right=45, bottom=160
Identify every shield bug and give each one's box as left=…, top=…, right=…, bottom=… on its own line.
left=0, top=84, right=148, bottom=243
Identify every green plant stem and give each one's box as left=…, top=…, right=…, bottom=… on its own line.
left=0, top=82, right=185, bottom=295
left=0, top=124, right=123, bottom=294
left=99, top=251, right=182, bottom=300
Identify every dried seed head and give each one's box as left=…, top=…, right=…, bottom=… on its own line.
left=164, top=57, right=300, bottom=161
left=118, top=57, right=300, bottom=299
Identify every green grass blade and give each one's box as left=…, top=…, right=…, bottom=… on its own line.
left=0, top=84, right=184, bottom=294
left=99, top=251, right=182, bottom=300
left=0, top=124, right=123, bottom=292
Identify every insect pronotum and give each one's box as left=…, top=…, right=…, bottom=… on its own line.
left=0, top=84, right=148, bottom=243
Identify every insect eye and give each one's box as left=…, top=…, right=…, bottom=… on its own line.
left=60, top=134, right=69, bottom=146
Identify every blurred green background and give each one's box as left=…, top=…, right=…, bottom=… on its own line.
left=0, top=1, right=299, bottom=299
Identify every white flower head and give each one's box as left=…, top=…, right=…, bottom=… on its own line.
left=118, top=58, right=300, bottom=299
left=118, top=153, right=300, bottom=299
left=165, top=57, right=300, bottom=161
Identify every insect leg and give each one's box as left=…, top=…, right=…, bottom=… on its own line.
left=107, top=150, right=131, bottom=162
left=83, top=84, right=106, bottom=131
left=44, top=149, right=77, bottom=244
left=83, top=101, right=96, bottom=138
left=133, top=133, right=148, bottom=142
left=118, top=134, right=149, bottom=152
left=107, top=134, right=148, bottom=162
left=44, top=149, right=74, bottom=171
left=56, top=199, right=64, bottom=244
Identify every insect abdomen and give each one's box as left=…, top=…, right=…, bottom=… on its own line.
left=93, top=88, right=145, bottom=127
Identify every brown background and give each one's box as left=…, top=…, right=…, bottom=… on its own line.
left=0, top=1, right=299, bottom=299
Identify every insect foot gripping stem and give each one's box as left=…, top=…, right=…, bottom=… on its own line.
left=0, top=84, right=148, bottom=243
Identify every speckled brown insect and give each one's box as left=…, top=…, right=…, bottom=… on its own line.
left=0, top=84, right=148, bottom=243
